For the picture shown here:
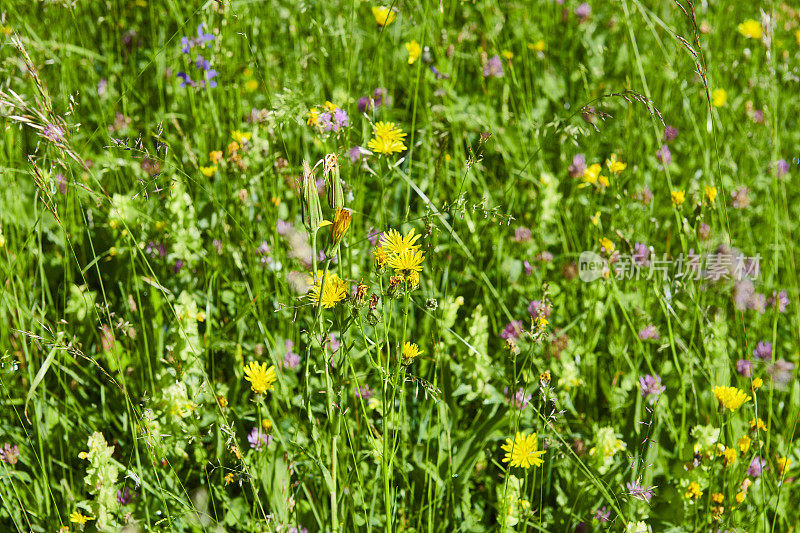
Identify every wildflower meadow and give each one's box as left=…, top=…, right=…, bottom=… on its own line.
left=2, top=1, right=800, bottom=531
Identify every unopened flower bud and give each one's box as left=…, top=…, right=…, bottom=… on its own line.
left=300, top=160, right=323, bottom=231
left=324, top=153, right=344, bottom=210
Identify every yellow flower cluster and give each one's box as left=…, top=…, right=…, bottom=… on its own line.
left=579, top=155, right=625, bottom=191
left=375, top=228, right=424, bottom=288
left=307, top=270, right=349, bottom=308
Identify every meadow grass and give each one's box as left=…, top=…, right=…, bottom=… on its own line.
left=1, top=1, right=800, bottom=531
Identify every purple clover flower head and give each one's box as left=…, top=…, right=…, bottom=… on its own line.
left=247, top=426, right=272, bottom=451
left=357, top=96, right=371, bottom=113
left=536, top=251, right=553, bottom=262
left=505, top=387, right=531, bottom=410
left=575, top=2, right=591, bottom=21
left=367, top=227, right=383, bottom=246
left=500, top=320, right=524, bottom=340
left=356, top=385, right=374, bottom=400
left=736, top=359, right=753, bottom=377
left=656, top=144, right=672, bottom=166
left=523, top=260, right=532, bottom=276
left=638, top=325, right=659, bottom=340
left=632, top=242, right=649, bottom=267
left=752, top=109, right=765, bottom=124
left=750, top=292, right=766, bottom=313
left=569, top=154, right=586, bottom=178
left=513, top=227, right=532, bottom=243
left=767, top=359, right=795, bottom=388
left=0, top=443, right=19, bottom=465
left=116, top=487, right=133, bottom=505
left=769, top=290, right=789, bottom=313
left=626, top=480, right=655, bottom=502
left=333, top=108, right=349, bottom=130
left=638, top=374, right=665, bottom=404
left=283, top=339, right=301, bottom=369
left=373, top=87, right=387, bottom=106
left=774, top=159, right=790, bottom=179
left=748, top=455, right=766, bottom=477
left=276, top=219, right=294, bottom=236
left=664, top=124, right=679, bottom=142
left=528, top=300, right=551, bottom=321
left=349, top=146, right=365, bottom=164
left=318, top=111, right=333, bottom=132
left=324, top=333, right=341, bottom=353
left=173, top=260, right=184, bottom=274
left=753, top=341, right=773, bottom=361
left=483, top=55, right=504, bottom=78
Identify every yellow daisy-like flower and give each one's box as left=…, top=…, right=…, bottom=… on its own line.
left=307, top=271, right=349, bottom=308
left=372, top=6, right=397, bottom=27
left=685, top=481, right=702, bottom=499
left=751, top=377, right=763, bottom=389
left=374, top=246, right=389, bottom=267
left=69, top=511, right=94, bottom=525
left=777, top=456, right=792, bottom=476
left=402, top=341, right=422, bottom=362
left=713, top=386, right=751, bottom=412
left=405, top=40, right=421, bottom=65
left=738, top=435, right=751, bottom=453
left=501, top=432, right=546, bottom=469
left=738, top=19, right=762, bottom=39
left=200, top=165, right=217, bottom=177
left=367, top=121, right=407, bottom=155
left=704, top=185, right=717, bottom=204
left=380, top=228, right=421, bottom=256
left=712, top=88, right=727, bottom=108
left=387, top=248, right=425, bottom=273
left=243, top=361, right=277, bottom=394
left=671, top=190, right=686, bottom=206
left=605, top=154, right=626, bottom=174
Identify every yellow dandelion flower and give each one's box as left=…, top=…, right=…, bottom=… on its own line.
left=243, top=361, right=277, bottom=394
left=380, top=228, right=421, bottom=256
left=262, top=418, right=273, bottom=431
left=307, top=271, right=348, bottom=308
left=671, top=190, right=686, bottom=206
left=738, top=435, right=751, bottom=453
left=407, top=270, right=420, bottom=288
left=374, top=246, right=389, bottom=267
left=69, top=511, right=94, bottom=525
left=685, top=481, right=702, bottom=499
left=704, top=185, right=717, bottom=204
left=714, top=386, right=751, bottom=411
left=712, top=88, right=727, bottom=108
left=751, top=377, right=763, bottom=389
left=402, top=341, right=422, bottom=362
left=406, top=40, right=421, bottom=64
left=367, top=121, right=407, bottom=155
left=605, top=154, right=626, bottom=174
left=738, top=19, right=762, bottom=39
left=501, top=432, right=546, bottom=469
left=372, top=6, right=397, bottom=27
left=387, top=248, right=425, bottom=273
left=200, top=165, right=217, bottom=177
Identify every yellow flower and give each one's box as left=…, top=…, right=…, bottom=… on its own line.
left=712, top=88, right=727, bottom=108
left=224, top=472, right=236, bottom=485
left=367, top=121, right=407, bottom=155
left=722, top=446, right=738, bottom=466
left=713, top=386, right=751, bottom=411
left=372, top=6, right=397, bottom=27
left=405, top=40, right=421, bottom=64
left=711, top=492, right=724, bottom=504
left=387, top=248, right=425, bottom=273
left=751, top=377, right=763, bottom=389
left=501, top=432, right=546, bottom=469
left=402, top=341, right=422, bottom=362
left=200, top=165, right=217, bottom=177
left=209, top=150, right=223, bottom=163
left=323, top=101, right=337, bottom=113
left=598, top=175, right=609, bottom=188
left=245, top=79, right=259, bottom=92
left=599, top=237, right=614, bottom=253
left=582, top=163, right=601, bottom=185
left=243, top=361, right=277, bottom=394
left=750, top=417, right=767, bottom=431
left=735, top=491, right=745, bottom=504
left=262, top=418, right=273, bottom=431
left=307, top=271, right=348, bottom=308
left=380, top=228, right=421, bottom=256
left=501, top=50, right=514, bottom=60
left=685, top=481, right=702, bottom=499
left=590, top=212, right=601, bottom=226
left=738, top=435, right=751, bottom=453
left=704, top=186, right=717, bottom=204
left=671, top=190, right=685, bottom=206
left=777, top=456, right=792, bottom=476
left=307, top=107, right=320, bottom=126
left=374, top=246, right=389, bottom=267
left=528, top=40, right=545, bottom=52
left=605, top=154, right=626, bottom=174
left=796, top=29, right=800, bottom=46
left=69, top=511, right=94, bottom=525
left=330, top=208, right=352, bottom=246
left=738, top=19, right=762, bottom=39
left=231, top=130, right=251, bottom=144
